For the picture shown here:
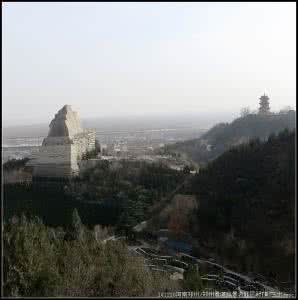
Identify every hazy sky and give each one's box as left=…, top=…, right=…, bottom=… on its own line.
left=2, top=2, right=296, bottom=126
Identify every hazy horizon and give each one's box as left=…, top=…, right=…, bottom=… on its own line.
left=2, top=110, right=237, bottom=129
left=2, top=2, right=296, bottom=127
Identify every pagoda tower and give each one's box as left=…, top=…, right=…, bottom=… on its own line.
left=259, top=93, right=270, bottom=114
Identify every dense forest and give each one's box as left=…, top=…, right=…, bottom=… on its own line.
left=164, top=110, right=295, bottom=165
left=3, top=160, right=186, bottom=230
left=189, top=129, right=295, bottom=283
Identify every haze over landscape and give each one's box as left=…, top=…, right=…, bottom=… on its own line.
left=2, top=2, right=296, bottom=127
left=2, top=2, right=296, bottom=298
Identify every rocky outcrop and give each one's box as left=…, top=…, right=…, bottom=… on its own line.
left=28, top=105, right=96, bottom=178
left=47, top=105, right=82, bottom=139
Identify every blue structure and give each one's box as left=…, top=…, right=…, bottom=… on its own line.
left=164, top=239, right=192, bottom=254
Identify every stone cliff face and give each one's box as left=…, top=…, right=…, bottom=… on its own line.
left=47, top=105, right=82, bottom=139
left=29, top=105, right=96, bottom=178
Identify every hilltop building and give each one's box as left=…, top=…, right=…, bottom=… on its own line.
left=28, top=105, right=96, bottom=178
left=259, top=93, right=270, bottom=114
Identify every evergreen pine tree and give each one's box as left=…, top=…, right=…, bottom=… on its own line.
left=71, top=208, right=85, bottom=241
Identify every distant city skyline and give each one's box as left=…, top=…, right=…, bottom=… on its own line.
left=2, top=2, right=296, bottom=126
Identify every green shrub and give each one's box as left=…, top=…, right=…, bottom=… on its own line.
left=3, top=215, right=180, bottom=297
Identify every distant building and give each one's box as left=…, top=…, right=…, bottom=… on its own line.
left=28, top=105, right=96, bottom=178
left=259, top=93, right=270, bottom=114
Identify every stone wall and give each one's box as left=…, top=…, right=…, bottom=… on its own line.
left=31, top=131, right=96, bottom=178
left=48, top=105, right=83, bottom=137
left=31, top=144, right=76, bottom=177
left=73, top=129, right=96, bottom=160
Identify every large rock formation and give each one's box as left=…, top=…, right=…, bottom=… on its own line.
left=47, top=105, right=82, bottom=138
left=29, top=105, right=96, bottom=178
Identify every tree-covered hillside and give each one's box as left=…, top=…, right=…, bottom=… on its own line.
left=190, top=129, right=295, bottom=283
left=4, top=160, right=186, bottom=229
left=165, top=111, right=295, bottom=166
